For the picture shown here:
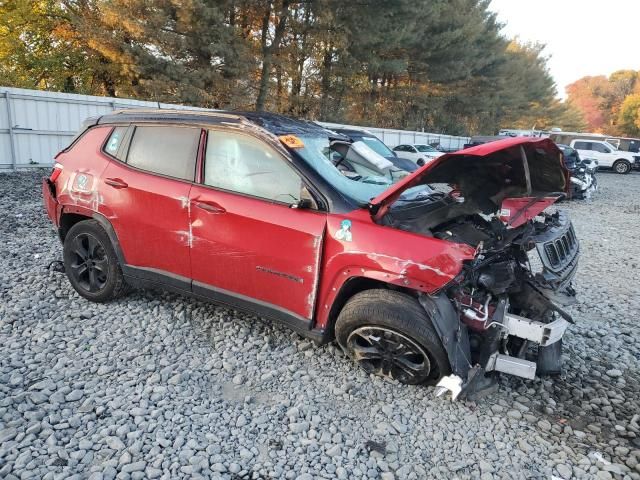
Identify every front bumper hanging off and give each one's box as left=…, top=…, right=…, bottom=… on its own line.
left=432, top=305, right=569, bottom=401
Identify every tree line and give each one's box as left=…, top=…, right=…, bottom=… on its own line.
left=566, top=71, right=640, bottom=138
left=0, top=0, right=586, bottom=135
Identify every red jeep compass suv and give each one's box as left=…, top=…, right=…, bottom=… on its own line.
left=43, top=110, right=579, bottom=399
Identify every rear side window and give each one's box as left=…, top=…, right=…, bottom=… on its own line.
left=127, top=126, right=200, bottom=181
left=204, top=130, right=304, bottom=203
left=573, top=141, right=590, bottom=150
left=104, top=127, right=127, bottom=158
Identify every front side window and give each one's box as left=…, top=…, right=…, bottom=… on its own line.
left=204, top=130, right=304, bottom=204
left=127, top=126, right=200, bottom=181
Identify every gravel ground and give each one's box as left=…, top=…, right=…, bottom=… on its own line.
left=1, top=170, right=639, bottom=480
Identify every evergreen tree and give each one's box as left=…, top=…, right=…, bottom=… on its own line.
left=0, top=0, right=587, bottom=135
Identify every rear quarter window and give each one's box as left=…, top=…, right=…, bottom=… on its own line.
left=126, top=126, right=200, bottom=181
left=103, top=126, right=127, bottom=159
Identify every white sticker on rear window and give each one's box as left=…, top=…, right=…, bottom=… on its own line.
left=107, top=135, right=119, bottom=153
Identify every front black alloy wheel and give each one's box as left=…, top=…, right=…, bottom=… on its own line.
left=346, top=326, right=431, bottom=384
left=335, top=289, right=450, bottom=385
left=63, top=220, right=128, bottom=302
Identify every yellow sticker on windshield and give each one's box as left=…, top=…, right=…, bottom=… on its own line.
left=279, top=135, right=305, bottom=149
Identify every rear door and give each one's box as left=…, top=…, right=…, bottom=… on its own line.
left=100, top=124, right=201, bottom=282
left=189, top=128, right=326, bottom=322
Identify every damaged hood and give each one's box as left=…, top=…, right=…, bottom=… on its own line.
left=369, top=137, right=568, bottom=221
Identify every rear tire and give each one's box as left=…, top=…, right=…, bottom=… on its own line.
left=63, top=220, right=129, bottom=303
left=335, top=289, right=450, bottom=385
left=613, top=160, right=631, bottom=174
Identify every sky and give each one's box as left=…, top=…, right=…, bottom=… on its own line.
left=489, top=0, right=639, bottom=98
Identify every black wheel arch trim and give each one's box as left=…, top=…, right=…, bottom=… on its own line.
left=90, top=213, right=127, bottom=265
left=57, top=212, right=127, bottom=266
left=418, top=292, right=472, bottom=379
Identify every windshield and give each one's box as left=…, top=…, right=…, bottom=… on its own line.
left=415, top=144, right=438, bottom=153
left=358, top=136, right=394, bottom=157
left=296, top=135, right=430, bottom=205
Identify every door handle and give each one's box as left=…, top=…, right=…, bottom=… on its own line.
left=104, top=177, right=128, bottom=189
left=193, top=200, right=226, bottom=214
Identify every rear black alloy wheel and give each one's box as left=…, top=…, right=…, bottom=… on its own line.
left=346, top=326, right=431, bottom=384
left=68, top=233, right=109, bottom=293
left=63, top=220, right=129, bottom=302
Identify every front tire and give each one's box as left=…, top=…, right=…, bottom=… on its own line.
left=613, top=160, right=631, bottom=174
left=63, top=220, right=128, bottom=303
left=335, top=290, right=450, bottom=385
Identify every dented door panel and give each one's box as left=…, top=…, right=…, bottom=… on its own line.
left=99, top=161, right=193, bottom=279
left=189, top=185, right=326, bottom=320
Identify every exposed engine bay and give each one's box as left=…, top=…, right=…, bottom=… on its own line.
left=375, top=140, right=580, bottom=400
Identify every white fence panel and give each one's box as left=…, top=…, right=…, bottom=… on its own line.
left=0, top=87, right=211, bottom=170
left=1, top=87, right=470, bottom=170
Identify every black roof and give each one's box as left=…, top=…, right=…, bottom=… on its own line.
left=96, top=109, right=331, bottom=136
left=330, top=127, right=369, bottom=135
left=237, top=111, right=330, bottom=135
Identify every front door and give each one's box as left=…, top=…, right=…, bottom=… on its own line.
left=189, top=129, right=326, bottom=324
left=100, top=124, right=201, bottom=281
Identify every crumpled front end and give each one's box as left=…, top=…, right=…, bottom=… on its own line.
left=430, top=209, right=579, bottom=400
left=372, top=137, right=581, bottom=399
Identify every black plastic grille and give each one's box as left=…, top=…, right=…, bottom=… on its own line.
left=542, top=225, right=578, bottom=270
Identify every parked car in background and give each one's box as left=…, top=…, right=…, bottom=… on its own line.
left=43, top=112, right=579, bottom=400
left=570, top=139, right=639, bottom=174
left=392, top=144, right=444, bottom=166
left=556, top=144, right=598, bottom=199
left=549, top=132, right=640, bottom=155
left=330, top=128, right=418, bottom=173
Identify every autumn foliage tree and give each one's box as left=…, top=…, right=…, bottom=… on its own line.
left=1, top=0, right=584, bottom=135
left=566, top=70, right=640, bottom=137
